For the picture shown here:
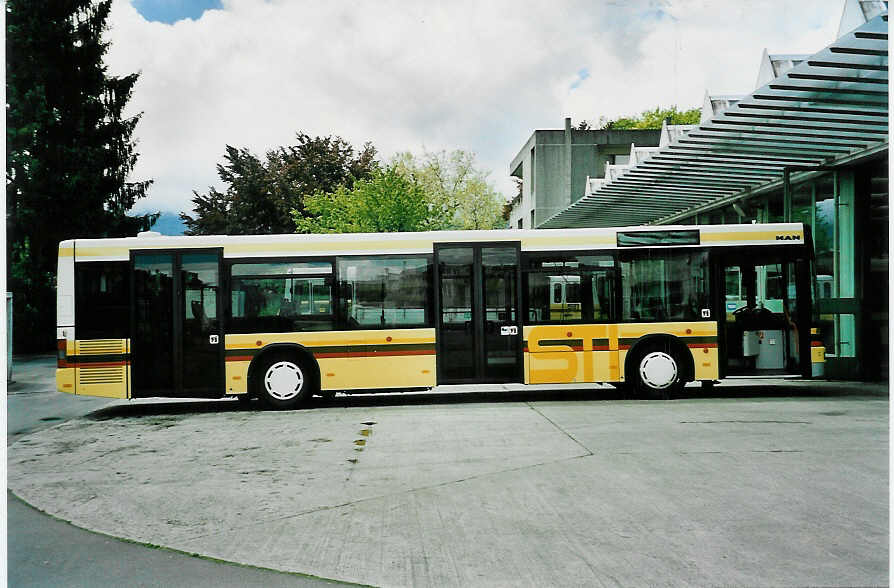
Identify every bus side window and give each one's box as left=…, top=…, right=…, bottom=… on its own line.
left=593, top=272, right=615, bottom=321
left=620, top=251, right=708, bottom=322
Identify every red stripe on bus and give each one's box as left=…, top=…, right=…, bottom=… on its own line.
left=314, top=350, right=435, bottom=358
left=524, top=346, right=614, bottom=352
left=226, top=350, right=435, bottom=361
left=687, top=343, right=718, bottom=349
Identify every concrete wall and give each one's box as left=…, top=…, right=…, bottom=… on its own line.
left=509, top=122, right=661, bottom=228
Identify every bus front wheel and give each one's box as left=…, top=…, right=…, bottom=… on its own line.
left=631, top=343, right=685, bottom=399
left=254, top=353, right=316, bottom=409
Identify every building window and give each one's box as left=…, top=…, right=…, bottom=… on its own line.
left=517, top=218, right=523, bottom=229
left=530, top=146, right=535, bottom=196
left=814, top=175, right=835, bottom=297
left=768, top=193, right=784, bottom=223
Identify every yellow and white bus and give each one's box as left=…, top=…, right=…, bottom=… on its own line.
left=56, top=223, right=825, bottom=408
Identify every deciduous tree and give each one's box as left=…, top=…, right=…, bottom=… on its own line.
left=596, top=105, right=701, bottom=130
left=391, top=149, right=506, bottom=230
left=181, top=134, right=377, bottom=235
left=294, top=165, right=431, bottom=233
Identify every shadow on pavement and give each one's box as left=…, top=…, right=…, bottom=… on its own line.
left=84, top=382, right=887, bottom=420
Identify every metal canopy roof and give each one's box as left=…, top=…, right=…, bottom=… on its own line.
left=541, top=14, right=889, bottom=229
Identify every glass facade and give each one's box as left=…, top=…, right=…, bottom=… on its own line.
left=678, top=156, right=888, bottom=379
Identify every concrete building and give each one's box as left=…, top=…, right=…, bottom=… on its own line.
left=507, top=119, right=660, bottom=228
left=521, top=1, right=888, bottom=380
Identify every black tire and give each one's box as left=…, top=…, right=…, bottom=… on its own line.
left=630, top=341, right=685, bottom=400
left=253, top=352, right=317, bottom=410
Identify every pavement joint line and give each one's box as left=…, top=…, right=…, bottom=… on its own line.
left=524, top=401, right=595, bottom=457
left=178, top=452, right=595, bottom=543
left=7, top=490, right=370, bottom=587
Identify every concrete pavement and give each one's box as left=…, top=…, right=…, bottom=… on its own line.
left=8, top=368, right=888, bottom=587
left=8, top=491, right=354, bottom=588
left=7, top=356, right=350, bottom=587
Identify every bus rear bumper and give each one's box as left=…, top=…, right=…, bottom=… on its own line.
left=56, top=367, right=76, bottom=394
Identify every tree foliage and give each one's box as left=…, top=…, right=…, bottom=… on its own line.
left=6, top=0, right=154, bottom=351
left=596, top=105, right=701, bottom=130
left=181, top=133, right=377, bottom=235
left=391, top=149, right=506, bottom=230
left=294, top=148, right=506, bottom=234
left=294, top=165, right=431, bottom=233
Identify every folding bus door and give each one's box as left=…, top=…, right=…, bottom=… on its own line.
left=435, top=243, right=522, bottom=384
left=131, top=249, right=223, bottom=397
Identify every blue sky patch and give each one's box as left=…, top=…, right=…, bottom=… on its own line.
left=570, top=68, right=590, bottom=90
left=132, top=0, right=223, bottom=24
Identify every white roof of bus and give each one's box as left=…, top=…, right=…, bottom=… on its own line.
left=60, top=223, right=807, bottom=262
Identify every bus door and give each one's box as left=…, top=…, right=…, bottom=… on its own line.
left=434, top=243, right=522, bottom=384
left=131, top=249, right=223, bottom=397
left=715, top=249, right=811, bottom=378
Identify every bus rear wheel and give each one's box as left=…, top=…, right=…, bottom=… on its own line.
left=631, top=343, right=685, bottom=399
left=254, top=353, right=316, bottom=410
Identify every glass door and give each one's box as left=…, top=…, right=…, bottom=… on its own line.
left=717, top=251, right=811, bottom=378
left=435, top=243, right=521, bottom=384
left=481, top=247, right=519, bottom=381
left=131, top=249, right=223, bottom=397
left=132, top=253, right=175, bottom=396
left=181, top=252, right=222, bottom=394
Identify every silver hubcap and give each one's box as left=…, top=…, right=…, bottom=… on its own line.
left=264, top=361, right=304, bottom=401
left=639, top=352, right=677, bottom=389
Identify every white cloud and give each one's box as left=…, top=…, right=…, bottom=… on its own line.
left=105, top=0, right=842, bottom=216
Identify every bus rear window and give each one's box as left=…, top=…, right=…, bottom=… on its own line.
left=75, top=261, right=130, bottom=339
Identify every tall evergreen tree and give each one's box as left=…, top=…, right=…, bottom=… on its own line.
left=6, top=0, right=155, bottom=351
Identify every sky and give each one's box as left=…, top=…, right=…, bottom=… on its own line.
left=106, top=0, right=844, bottom=218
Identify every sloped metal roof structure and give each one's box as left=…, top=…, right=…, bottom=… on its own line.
left=540, top=14, right=888, bottom=229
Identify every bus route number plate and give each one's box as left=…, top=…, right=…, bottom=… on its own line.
left=209, top=335, right=219, bottom=344
left=500, top=326, right=518, bottom=336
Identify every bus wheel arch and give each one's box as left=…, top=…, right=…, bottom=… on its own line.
left=625, top=335, right=692, bottom=399
left=248, top=344, right=320, bottom=409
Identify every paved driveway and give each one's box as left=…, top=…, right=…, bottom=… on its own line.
left=8, top=382, right=888, bottom=587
